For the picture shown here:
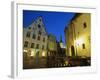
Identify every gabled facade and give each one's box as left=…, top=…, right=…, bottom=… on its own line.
left=23, top=17, right=48, bottom=68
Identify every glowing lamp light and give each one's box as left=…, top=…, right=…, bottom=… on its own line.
left=65, top=61, right=68, bottom=65
left=75, top=37, right=84, bottom=45
left=31, top=50, right=35, bottom=57
left=42, top=51, right=46, bottom=57
left=23, top=49, right=28, bottom=52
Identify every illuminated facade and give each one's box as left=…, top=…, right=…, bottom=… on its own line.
left=23, top=17, right=48, bottom=68
left=47, top=35, right=66, bottom=67
left=65, top=13, right=91, bottom=58
left=47, top=34, right=57, bottom=67
left=59, top=36, right=66, bottom=49
left=47, top=34, right=57, bottom=53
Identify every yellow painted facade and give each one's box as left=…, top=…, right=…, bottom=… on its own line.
left=65, top=13, right=91, bottom=57
left=47, top=34, right=57, bottom=54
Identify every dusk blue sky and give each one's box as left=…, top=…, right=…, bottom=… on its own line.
left=23, top=10, right=75, bottom=45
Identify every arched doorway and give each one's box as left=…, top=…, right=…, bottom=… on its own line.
left=71, top=45, right=75, bottom=56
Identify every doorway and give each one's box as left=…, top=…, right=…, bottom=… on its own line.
left=71, top=45, right=75, bottom=56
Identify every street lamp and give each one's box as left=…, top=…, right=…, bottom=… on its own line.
left=31, top=50, right=35, bottom=57
left=75, top=37, right=84, bottom=46
left=42, top=51, right=46, bottom=57
left=23, top=49, right=28, bottom=53
left=75, top=37, right=84, bottom=57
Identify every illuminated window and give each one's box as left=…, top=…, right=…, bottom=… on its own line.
left=32, top=34, right=36, bottom=39
left=83, top=22, right=87, bottom=28
left=23, top=49, right=28, bottom=53
left=31, top=43, right=34, bottom=48
left=24, top=41, right=28, bottom=47
left=82, top=43, right=85, bottom=49
left=26, top=31, right=31, bottom=37
left=42, top=51, right=46, bottom=57
left=31, top=50, right=35, bottom=57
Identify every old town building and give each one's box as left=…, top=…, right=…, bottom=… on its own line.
left=55, top=37, right=66, bottom=67
left=47, top=34, right=67, bottom=67
left=47, top=34, right=57, bottom=67
left=23, top=17, right=48, bottom=69
left=65, top=13, right=91, bottom=58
